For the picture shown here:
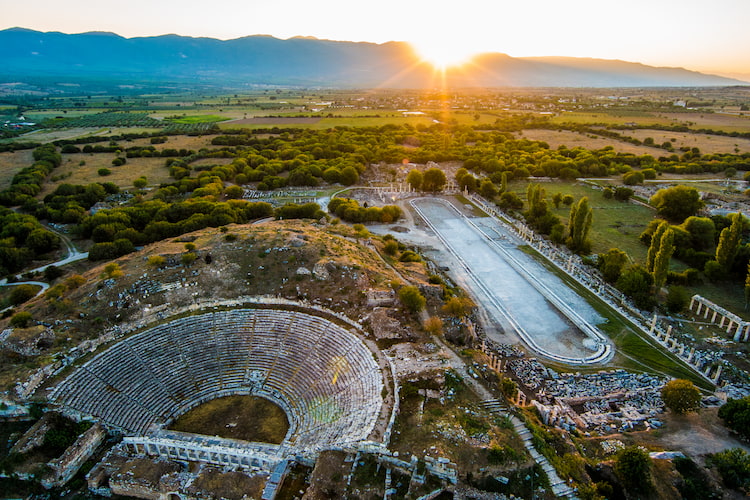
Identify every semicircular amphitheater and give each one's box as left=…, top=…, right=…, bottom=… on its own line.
left=49, top=307, right=391, bottom=469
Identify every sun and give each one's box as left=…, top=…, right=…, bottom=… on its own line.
left=410, top=40, right=478, bottom=70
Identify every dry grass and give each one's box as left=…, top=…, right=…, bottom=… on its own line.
left=189, top=468, right=266, bottom=500
left=0, top=149, right=34, bottom=188
left=662, top=112, right=750, bottom=133
left=43, top=155, right=173, bottom=193
left=169, top=395, right=289, bottom=443
left=620, top=129, right=750, bottom=154
left=516, top=129, right=663, bottom=155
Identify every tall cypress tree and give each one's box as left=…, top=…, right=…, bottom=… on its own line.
left=653, top=228, right=675, bottom=289
left=568, top=197, right=593, bottom=253
left=716, top=212, right=743, bottom=271
left=646, top=221, right=669, bottom=273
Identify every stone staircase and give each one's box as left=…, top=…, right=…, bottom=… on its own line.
left=480, top=399, right=578, bottom=499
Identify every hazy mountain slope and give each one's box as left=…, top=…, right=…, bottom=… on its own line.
left=0, top=28, right=744, bottom=87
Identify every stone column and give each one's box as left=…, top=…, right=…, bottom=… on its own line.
left=727, top=320, right=735, bottom=334
left=734, top=326, right=743, bottom=342
left=650, top=314, right=658, bottom=334
left=720, top=316, right=726, bottom=328
left=695, top=302, right=702, bottom=315
left=713, top=365, right=723, bottom=384
left=689, top=297, right=696, bottom=310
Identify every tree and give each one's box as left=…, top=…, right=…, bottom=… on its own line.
left=147, top=255, right=166, bottom=268
left=479, top=179, right=498, bottom=199
left=718, top=396, right=750, bottom=440
left=65, top=274, right=86, bottom=289
left=442, top=296, right=475, bottom=317
left=498, top=192, right=523, bottom=210
left=661, top=379, right=701, bottom=414
left=623, top=170, right=644, bottom=185
left=552, top=192, right=563, bottom=209
left=398, top=286, right=426, bottom=313
left=567, top=197, right=593, bottom=254
left=181, top=252, right=198, bottom=266
left=617, top=265, right=655, bottom=310
left=224, top=185, right=244, bottom=199
left=133, top=177, right=148, bottom=189
left=598, top=248, right=628, bottom=283
left=10, top=311, right=33, bottom=328
left=422, top=168, right=446, bottom=192
left=716, top=212, right=743, bottom=272
left=652, top=228, right=675, bottom=289
left=613, top=187, right=633, bottom=201
left=340, top=166, right=359, bottom=186
left=9, top=284, right=38, bottom=305
left=665, top=285, right=690, bottom=313
left=406, top=169, right=423, bottom=191
left=707, top=448, right=750, bottom=491
left=646, top=221, right=669, bottom=273
left=649, top=185, right=703, bottom=223
left=423, top=316, right=443, bottom=335
left=614, top=446, right=652, bottom=492
left=25, top=228, right=60, bottom=254
left=681, top=216, right=715, bottom=251
left=44, top=265, right=63, bottom=282
left=101, top=262, right=123, bottom=279
left=383, top=240, right=399, bottom=256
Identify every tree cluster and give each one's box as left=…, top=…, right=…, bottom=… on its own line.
left=327, top=198, right=402, bottom=224
left=0, top=144, right=61, bottom=207
left=0, top=207, right=61, bottom=276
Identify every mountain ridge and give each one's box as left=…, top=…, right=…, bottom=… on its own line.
left=0, top=28, right=745, bottom=88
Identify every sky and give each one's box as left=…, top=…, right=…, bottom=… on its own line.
left=3, top=0, right=750, bottom=79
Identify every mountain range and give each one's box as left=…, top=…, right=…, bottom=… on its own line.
left=0, top=28, right=745, bottom=88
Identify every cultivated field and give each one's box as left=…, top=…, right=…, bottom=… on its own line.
left=516, top=129, right=664, bottom=154
left=619, top=129, right=750, bottom=154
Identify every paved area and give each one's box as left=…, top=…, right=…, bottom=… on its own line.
left=372, top=196, right=612, bottom=364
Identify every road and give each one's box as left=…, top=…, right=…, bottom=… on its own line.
left=0, top=224, right=88, bottom=301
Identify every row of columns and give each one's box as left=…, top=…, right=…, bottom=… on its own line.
left=125, top=439, right=276, bottom=470
left=479, top=341, right=527, bottom=406
left=648, top=315, right=721, bottom=384
left=689, top=296, right=750, bottom=342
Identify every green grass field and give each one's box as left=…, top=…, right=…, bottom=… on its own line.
left=512, top=180, right=655, bottom=263
left=550, top=111, right=674, bottom=126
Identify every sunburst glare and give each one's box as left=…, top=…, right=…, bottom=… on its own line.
left=410, top=39, right=478, bottom=70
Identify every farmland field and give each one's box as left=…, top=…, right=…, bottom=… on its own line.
left=618, top=128, right=750, bottom=154
left=2, top=127, right=163, bottom=145
left=516, top=129, right=664, bottom=154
